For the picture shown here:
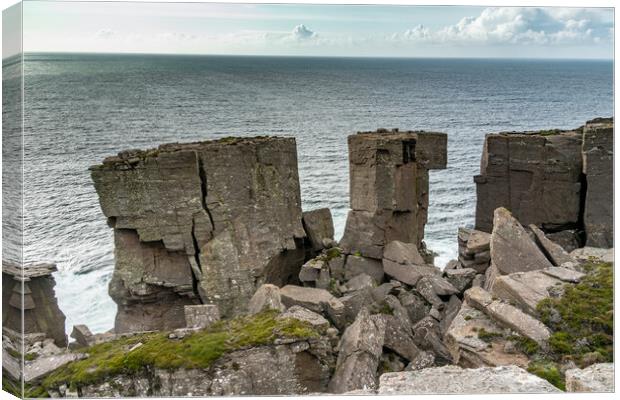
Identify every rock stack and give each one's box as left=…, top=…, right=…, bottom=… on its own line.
left=474, top=118, right=613, bottom=248
left=90, top=137, right=313, bottom=332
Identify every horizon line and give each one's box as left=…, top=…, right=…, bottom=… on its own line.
left=5, top=50, right=614, bottom=62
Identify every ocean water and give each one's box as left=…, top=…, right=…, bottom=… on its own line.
left=9, top=53, right=613, bottom=334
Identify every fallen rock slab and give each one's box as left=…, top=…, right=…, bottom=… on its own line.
left=302, top=208, right=334, bottom=252
left=383, top=259, right=438, bottom=286
left=378, top=365, right=561, bottom=394
left=491, top=270, right=563, bottom=315
left=530, top=224, right=575, bottom=266
left=278, top=306, right=330, bottom=332
left=465, top=287, right=551, bottom=346
left=24, top=353, right=86, bottom=383
left=570, top=247, right=614, bottom=263
left=565, top=363, right=614, bottom=392
left=383, top=241, right=426, bottom=265
left=491, top=208, right=554, bottom=275
left=248, top=284, right=285, bottom=315
left=328, top=308, right=386, bottom=393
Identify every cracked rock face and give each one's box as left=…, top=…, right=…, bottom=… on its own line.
left=91, top=137, right=306, bottom=331
left=339, top=130, right=447, bottom=259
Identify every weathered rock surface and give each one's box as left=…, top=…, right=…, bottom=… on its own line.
left=444, top=268, right=476, bottom=292
left=340, top=130, right=447, bottom=259
left=570, top=247, right=614, bottom=263
left=490, top=270, right=563, bottom=315
left=248, top=284, right=285, bottom=315
left=457, top=228, right=491, bottom=273
left=278, top=306, right=330, bottom=331
left=582, top=118, right=613, bottom=248
left=530, top=224, right=575, bottom=266
left=344, top=255, right=384, bottom=282
left=490, top=208, right=553, bottom=275
left=280, top=285, right=345, bottom=327
left=91, top=137, right=308, bottom=330
left=302, top=208, right=334, bottom=253
left=328, top=308, right=386, bottom=393
left=444, top=303, right=528, bottom=368
left=67, top=337, right=335, bottom=397
left=475, top=129, right=583, bottom=233
left=184, top=305, right=220, bottom=329
left=2, top=262, right=67, bottom=347
left=378, top=365, right=561, bottom=394
left=565, top=363, right=614, bottom=392
left=465, top=287, right=551, bottom=346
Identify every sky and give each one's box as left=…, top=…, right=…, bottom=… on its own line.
left=9, top=1, right=616, bottom=59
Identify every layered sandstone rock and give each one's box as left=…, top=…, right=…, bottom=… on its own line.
left=91, top=137, right=307, bottom=331
left=2, top=262, right=67, bottom=347
left=340, top=129, right=447, bottom=259
left=582, top=118, right=613, bottom=248
left=474, top=118, right=613, bottom=248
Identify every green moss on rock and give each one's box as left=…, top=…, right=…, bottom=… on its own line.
left=527, top=360, right=565, bottom=391
left=42, top=311, right=318, bottom=390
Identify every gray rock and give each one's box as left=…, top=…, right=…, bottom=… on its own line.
left=444, top=259, right=460, bottom=270
left=542, top=266, right=585, bottom=283
left=340, top=131, right=447, bottom=259
left=411, top=317, right=452, bottom=364
left=344, top=255, right=384, bottom=283
left=472, top=274, right=486, bottom=288
left=546, top=229, right=581, bottom=253
left=279, top=306, right=330, bottom=332
left=444, top=303, right=529, bottom=368
left=328, top=308, right=386, bottom=393
left=247, top=284, right=285, bottom=315
left=404, top=351, right=435, bottom=371
left=90, top=137, right=307, bottom=328
left=378, top=365, right=561, bottom=394
left=280, top=285, right=345, bottom=328
left=184, top=304, right=220, bottom=329
left=565, top=363, right=614, bottom=392
left=24, top=352, right=86, bottom=383
left=383, top=241, right=426, bottom=265
left=490, top=208, right=554, bottom=275
left=341, top=273, right=376, bottom=293
left=302, top=208, right=335, bottom=252
left=465, top=287, right=551, bottom=346
left=582, top=118, right=613, bottom=248
left=444, top=268, right=476, bottom=293
left=475, top=129, right=583, bottom=233
left=466, top=230, right=491, bottom=254
left=491, top=270, right=563, bottom=315
left=383, top=259, right=439, bottom=286
left=570, top=247, right=614, bottom=263
left=439, top=295, right=462, bottom=336
left=397, top=290, right=430, bottom=324
left=70, top=325, right=93, bottom=347
left=298, top=258, right=325, bottom=283
left=530, top=224, right=575, bottom=266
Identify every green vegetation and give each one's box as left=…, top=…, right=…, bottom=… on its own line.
left=41, top=311, right=318, bottom=392
left=506, top=335, right=540, bottom=356
left=322, top=247, right=342, bottom=261
left=525, top=261, right=612, bottom=390
left=477, top=328, right=503, bottom=342
left=537, top=262, right=613, bottom=365
left=527, top=361, right=565, bottom=391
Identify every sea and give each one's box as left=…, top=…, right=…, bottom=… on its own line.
left=2, top=53, right=613, bottom=334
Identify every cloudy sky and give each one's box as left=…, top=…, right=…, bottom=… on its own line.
left=18, top=2, right=614, bottom=59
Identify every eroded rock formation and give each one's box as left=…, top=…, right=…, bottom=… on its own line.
left=340, top=129, right=447, bottom=259
left=91, top=137, right=308, bottom=331
left=2, top=262, right=67, bottom=347
left=474, top=118, right=613, bottom=248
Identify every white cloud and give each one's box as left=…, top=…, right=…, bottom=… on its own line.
left=395, top=7, right=611, bottom=46
left=291, top=24, right=317, bottom=40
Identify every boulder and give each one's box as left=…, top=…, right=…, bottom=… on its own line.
left=411, top=317, right=452, bottom=364
left=464, top=287, right=551, bottom=346
left=247, top=284, right=285, bottom=315
left=328, top=308, right=386, bottom=393
left=24, top=352, right=86, bottom=383
left=582, top=118, right=613, bottom=248
left=546, top=229, right=581, bottom=253
left=378, top=365, right=561, bottom=394
left=341, top=273, right=376, bottom=293
left=302, top=208, right=334, bottom=253
left=344, top=255, right=384, bottom=283
left=466, top=230, right=491, bottom=254
left=542, top=266, right=585, bottom=283
left=383, top=241, right=426, bottom=265
left=184, top=305, right=220, bottom=329
left=280, top=285, right=345, bottom=328
left=404, top=351, right=435, bottom=371
left=70, top=325, right=93, bottom=347
left=490, top=270, right=563, bottom=315
left=570, top=247, right=614, bottom=263
left=444, top=268, right=476, bottom=293
left=444, top=303, right=529, bottom=368
left=397, top=290, right=430, bottom=325
left=383, top=260, right=438, bottom=286
left=565, top=363, right=614, bottom=392
left=529, top=224, right=575, bottom=266
left=380, top=295, right=420, bottom=361
left=278, top=306, right=330, bottom=332
left=490, top=208, right=554, bottom=275
left=439, top=295, right=462, bottom=336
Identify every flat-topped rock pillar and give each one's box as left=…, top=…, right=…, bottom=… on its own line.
left=339, top=129, right=447, bottom=259
left=91, top=136, right=307, bottom=332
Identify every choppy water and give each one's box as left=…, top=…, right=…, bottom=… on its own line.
left=4, top=53, right=613, bottom=334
